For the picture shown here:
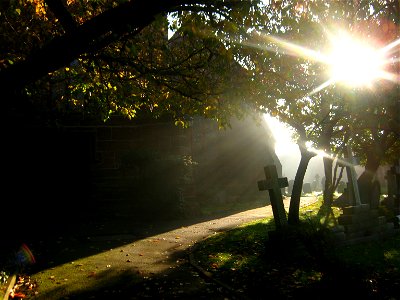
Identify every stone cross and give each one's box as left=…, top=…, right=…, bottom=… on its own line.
left=258, top=165, right=288, bottom=229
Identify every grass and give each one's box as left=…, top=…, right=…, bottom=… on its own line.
left=192, top=198, right=400, bottom=299
left=2, top=196, right=399, bottom=299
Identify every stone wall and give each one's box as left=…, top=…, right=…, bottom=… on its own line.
left=4, top=115, right=279, bottom=229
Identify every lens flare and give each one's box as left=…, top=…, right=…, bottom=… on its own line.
left=327, top=34, right=385, bottom=87
left=243, top=29, right=398, bottom=93
left=15, top=243, right=36, bottom=266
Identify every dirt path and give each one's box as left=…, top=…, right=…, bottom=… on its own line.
left=30, top=196, right=318, bottom=299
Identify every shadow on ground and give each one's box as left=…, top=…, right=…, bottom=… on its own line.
left=1, top=196, right=269, bottom=276
left=30, top=247, right=235, bottom=300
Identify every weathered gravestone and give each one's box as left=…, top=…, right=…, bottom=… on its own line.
left=311, top=180, right=318, bottom=192
left=383, top=160, right=400, bottom=215
left=337, top=181, right=346, bottom=194
left=345, top=145, right=361, bottom=206
left=258, top=165, right=288, bottom=230
left=303, top=183, right=312, bottom=194
left=334, top=146, right=361, bottom=207
left=288, top=179, right=294, bottom=195
left=370, top=181, right=381, bottom=209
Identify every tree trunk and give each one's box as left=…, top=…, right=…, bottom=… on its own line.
left=288, top=147, right=316, bottom=225
left=358, top=153, right=381, bottom=205
left=1, top=0, right=204, bottom=95
left=323, top=156, right=334, bottom=207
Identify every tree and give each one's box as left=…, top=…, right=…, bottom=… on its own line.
left=331, top=1, right=400, bottom=206
left=243, top=0, right=399, bottom=223
left=242, top=1, right=347, bottom=224
left=2, top=0, right=398, bottom=227
left=1, top=0, right=263, bottom=125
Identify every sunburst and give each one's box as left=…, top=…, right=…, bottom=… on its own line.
left=248, top=28, right=399, bottom=94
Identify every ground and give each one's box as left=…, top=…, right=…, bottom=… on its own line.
left=5, top=197, right=318, bottom=299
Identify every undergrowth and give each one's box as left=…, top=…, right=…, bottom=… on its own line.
left=192, top=198, right=400, bottom=299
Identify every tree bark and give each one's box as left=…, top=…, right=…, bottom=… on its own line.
left=288, top=146, right=316, bottom=225
left=358, top=152, right=381, bottom=205
left=323, top=156, right=334, bottom=206
left=0, top=0, right=241, bottom=97
left=1, top=0, right=171, bottom=94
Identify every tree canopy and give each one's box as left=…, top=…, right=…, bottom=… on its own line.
left=1, top=0, right=399, bottom=226
left=1, top=0, right=265, bottom=125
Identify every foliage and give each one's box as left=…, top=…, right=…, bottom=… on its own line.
left=1, top=0, right=398, bottom=226
left=0, top=271, right=8, bottom=285
left=1, top=0, right=398, bottom=131
left=250, top=0, right=399, bottom=156
left=240, top=0, right=399, bottom=213
left=1, top=0, right=263, bottom=126
left=192, top=199, right=400, bottom=298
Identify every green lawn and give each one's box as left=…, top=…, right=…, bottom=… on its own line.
left=191, top=199, right=400, bottom=299
left=2, top=198, right=399, bottom=299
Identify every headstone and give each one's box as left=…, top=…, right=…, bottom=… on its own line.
left=321, top=176, right=326, bottom=191
left=384, top=160, right=400, bottom=215
left=258, top=165, right=288, bottom=229
left=288, top=180, right=294, bottom=195
left=387, top=164, right=399, bottom=198
left=394, top=160, right=400, bottom=215
left=314, top=174, right=321, bottom=191
left=346, top=182, right=354, bottom=204
left=345, top=145, right=361, bottom=206
left=370, top=180, right=381, bottom=209
left=303, top=183, right=312, bottom=194
left=311, top=180, right=317, bottom=192
left=332, top=185, right=352, bottom=208
left=337, top=181, right=346, bottom=193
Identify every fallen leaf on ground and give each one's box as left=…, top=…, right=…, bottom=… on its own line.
left=88, top=272, right=96, bottom=277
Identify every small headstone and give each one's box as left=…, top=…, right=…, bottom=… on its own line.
left=346, top=182, right=354, bottom=204
left=303, top=183, right=312, bottom=194
left=288, top=180, right=294, bottom=195
left=311, top=180, right=317, bottom=192
left=345, top=145, right=361, bottom=206
left=321, top=176, right=326, bottom=190
left=383, top=161, right=400, bottom=215
left=314, top=174, right=321, bottom=191
left=337, top=181, right=346, bottom=193
left=370, top=181, right=381, bottom=209
left=258, top=165, right=288, bottom=230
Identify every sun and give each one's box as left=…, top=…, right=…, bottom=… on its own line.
left=327, top=34, right=386, bottom=87
left=250, top=28, right=398, bottom=95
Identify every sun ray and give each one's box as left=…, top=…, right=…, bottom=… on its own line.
left=264, top=35, right=328, bottom=63
left=241, top=28, right=398, bottom=92
left=307, top=78, right=335, bottom=96
left=380, top=38, right=400, bottom=54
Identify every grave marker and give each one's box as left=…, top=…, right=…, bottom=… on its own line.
left=345, top=145, right=361, bottom=206
left=337, top=181, right=346, bottom=194
left=384, top=160, right=400, bottom=215
left=303, top=183, right=312, bottom=194
left=288, top=180, right=294, bottom=195
left=258, top=165, right=288, bottom=229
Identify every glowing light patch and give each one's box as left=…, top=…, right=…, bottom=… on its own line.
left=264, top=114, right=297, bottom=156
left=328, top=35, right=385, bottom=87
